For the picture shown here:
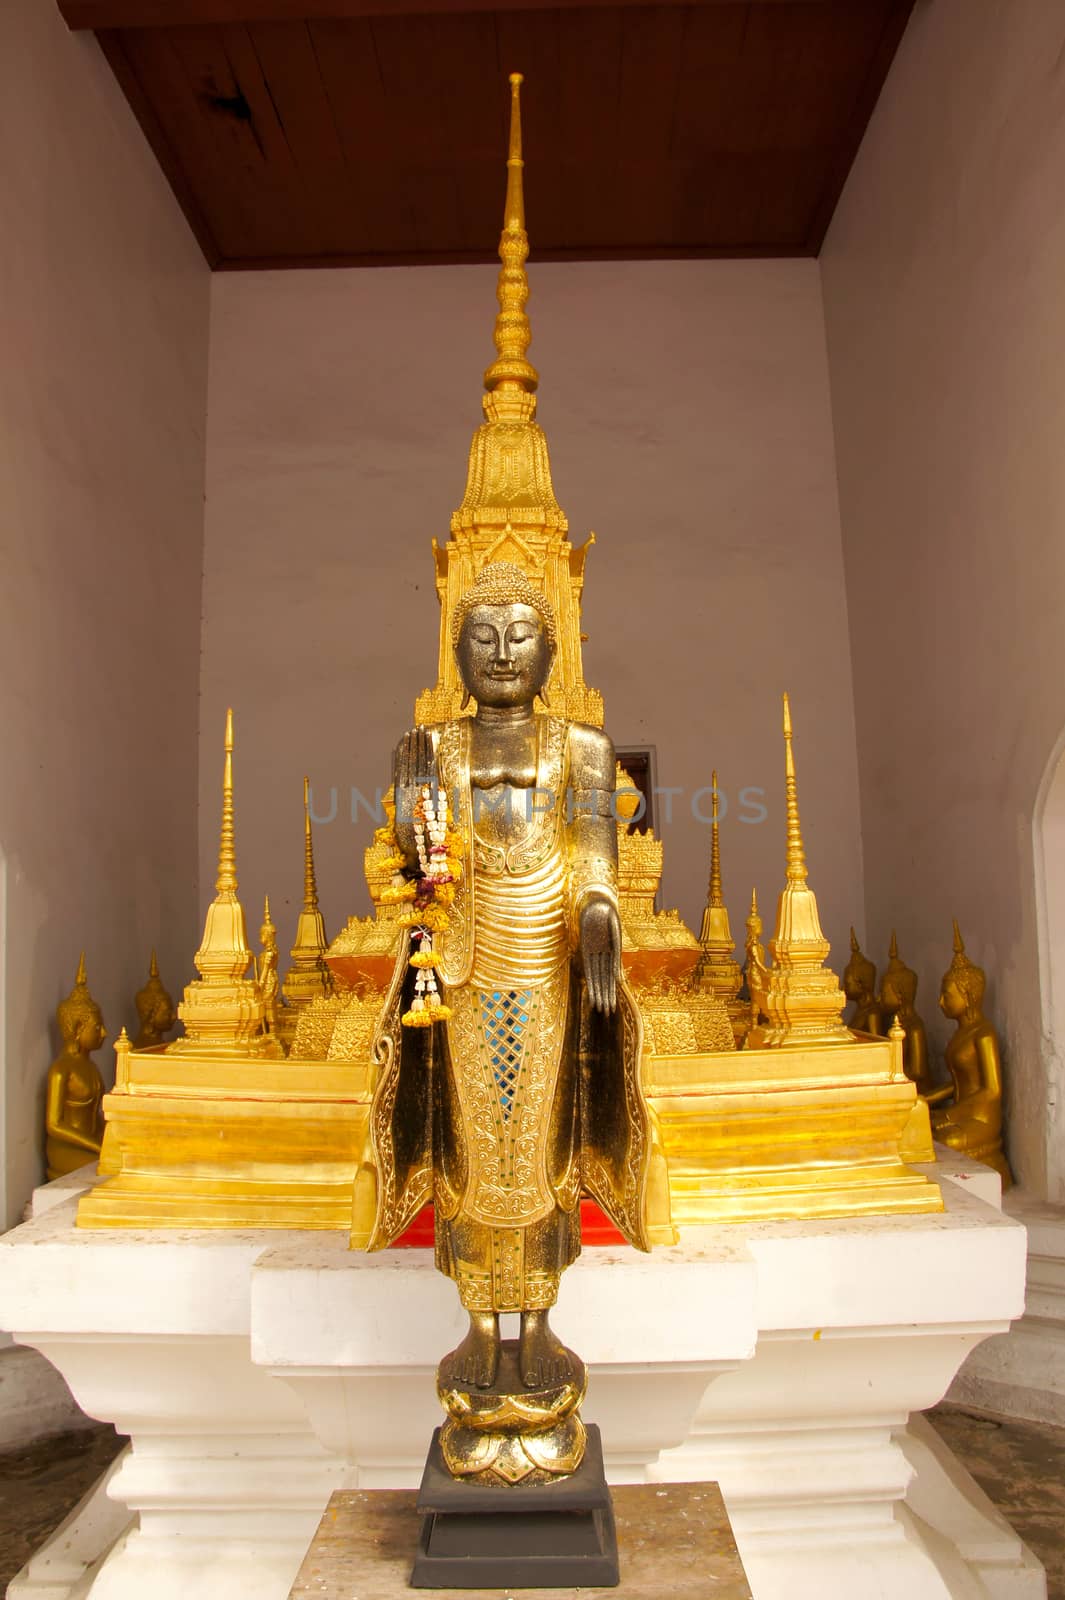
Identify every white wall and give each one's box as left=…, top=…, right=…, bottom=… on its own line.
left=202, top=260, right=863, bottom=984
left=821, top=0, right=1065, bottom=1200
left=0, top=2, right=210, bottom=1225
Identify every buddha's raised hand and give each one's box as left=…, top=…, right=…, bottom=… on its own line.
left=393, top=727, right=436, bottom=863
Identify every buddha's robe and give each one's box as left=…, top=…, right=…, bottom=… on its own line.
left=352, top=715, right=656, bottom=1308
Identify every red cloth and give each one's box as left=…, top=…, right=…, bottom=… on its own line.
left=391, top=1198, right=626, bottom=1249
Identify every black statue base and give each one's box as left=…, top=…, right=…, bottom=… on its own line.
left=411, top=1423, right=620, bottom=1590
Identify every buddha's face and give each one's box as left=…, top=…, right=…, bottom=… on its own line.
left=881, top=977, right=900, bottom=1011
left=152, top=996, right=175, bottom=1033
left=77, top=1008, right=107, bottom=1053
left=939, top=977, right=966, bottom=1020
left=456, top=603, right=552, bottom=710
left=844, top=964, right=873, bottom=1003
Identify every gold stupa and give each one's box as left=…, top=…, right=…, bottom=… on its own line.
left=79, top=74, right=939, bottom=1232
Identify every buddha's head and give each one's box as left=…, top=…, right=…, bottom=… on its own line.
left=939, top=920, right=985, bottom=1021
left=453, top=562, right=556, bottom=711
left=135, top=952, right=175, bottom=1038
left=260, top=896, right=278, bottom=954
left=843, top=928, right=876, bottom=1003
left=56, top=953, right=107, bottom=1055
left=881, top=931, right=918, bottom=1014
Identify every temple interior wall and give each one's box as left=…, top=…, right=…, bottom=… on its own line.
left=200, top=259, right=864, bottom=979
left=0, top=8, right=210, bottom=1229
left=821, top=0, right=1065, bottom=1201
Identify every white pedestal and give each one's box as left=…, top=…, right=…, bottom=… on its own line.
left=0, top=1176, right=1042, bottom=1600
left=950, top=1190, right=1065, bottom=1427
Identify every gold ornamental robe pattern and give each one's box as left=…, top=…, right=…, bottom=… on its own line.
left=352, top=715, right=655, bottom=1290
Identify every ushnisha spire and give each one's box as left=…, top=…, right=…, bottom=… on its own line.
left=173, top=709, right=274, bottom=1056
left=748, top=694, right=850, bottom=1048
left=483, top=73, right=538, bottom=422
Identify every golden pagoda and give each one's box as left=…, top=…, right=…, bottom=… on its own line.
left=171, top=709, right=276, bottom=1059
left=692, top=772, right=746, bottom=1042
left=280, top=777, right=334, bottom=1037
left=748, top=695, right=852, bottom=1048
left=80, top=72, right=940, bottom=1233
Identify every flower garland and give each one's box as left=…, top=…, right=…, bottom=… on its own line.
left=374, top=783, right=463, bottom=1028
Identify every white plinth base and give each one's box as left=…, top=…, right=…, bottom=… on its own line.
left=0, top=1172, right=1043, bottom=1600
left=950, top=1191, right=1065, bottom=1426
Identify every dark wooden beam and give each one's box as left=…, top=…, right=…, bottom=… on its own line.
left=216, top=242, right=809, bottom=270
left=61, top=0, right=812, bottom=32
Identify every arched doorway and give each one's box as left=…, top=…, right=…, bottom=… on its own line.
left=1033, top=736, right=1065, bottom=1202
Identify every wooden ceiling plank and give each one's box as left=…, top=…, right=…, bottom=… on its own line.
left=553, top=7, right=625, bottom=249
left=364, top=15, right=464, bottom=254
left=309, top=17, right=423, bottom=255
left=62, top=0, right=823, bottom=32
left=244, top=20, right=369, bottom=253
left=425, top=13, right=507, bottom=251
left=95, top=28, right=221, bottom=263
left=805, top=0, right=915, bottom=250
left=119, top=24, right=263, bottom=258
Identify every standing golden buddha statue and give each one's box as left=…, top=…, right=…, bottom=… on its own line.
left=926, top=920, right=1012, bottom=1186
left=256, top=896, right=281, bottom=1037
left=879, top=931, right=930, bottom=1093
left=352, top=70, right=659, bottom=1493
left=46, top=953, right=107, bottom=1180
left=355, top=563, right=653, bottom=1469
left=843, top=928, right=885, bottom=1036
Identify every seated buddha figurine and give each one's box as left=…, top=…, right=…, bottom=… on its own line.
left=46, top=953, right=107, bottom=1180
left=926, top=920, right=1012, bottom=1186
left=132, top=950, right=176, bottom=1049
left=353, top=561, right=655, bottom=1394
left=843, top=928, right=885, bottom=1036
left=879, top=931, right=931, bottom=1092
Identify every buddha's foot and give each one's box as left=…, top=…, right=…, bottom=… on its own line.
left=440, top=1312, right=500, bottom=1390
left=519, top=1310, right=572, bottom=1389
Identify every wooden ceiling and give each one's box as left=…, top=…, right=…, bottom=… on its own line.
left=59, top=0, right=915, bottom=269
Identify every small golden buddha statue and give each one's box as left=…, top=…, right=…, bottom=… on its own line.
left=843, top=928, right=885, bottom=1035
left=132, top=950, right=176, bottom=1049
left=879, top=931, right=930, bottom=1093
left=926, top=921, right=1012, bottom=1186
left=256, top=896, right=281, bottom=1036
left=46, top=953, right=107, bottom=1180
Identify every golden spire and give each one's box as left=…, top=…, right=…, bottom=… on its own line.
left=953, top=917, right=965, bottom=955
left=216, top=706, right=237, bottom=895
left=694, top=772, right=743, bottom=1031
left=783, top=693, right=808, bottom=887
left=75, top=949, right=87, bottom=988
left=708, top=772, right=724, bottom=909
left=283, top=776, right=333, bottom=1018
left=890, top=929, right=899, bottom=962
left=301, top=776, right=320, bottom=913
left=483, top=72, right=538, bottom=417
left=749, top=694, right=850, bottom=1048
left=173, top=708, right=274, bottom=1057
left=149, top=948, right=160, bottom=979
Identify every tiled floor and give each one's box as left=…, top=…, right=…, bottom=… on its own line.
left=0, top=1406, right=1062, bottom=1596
